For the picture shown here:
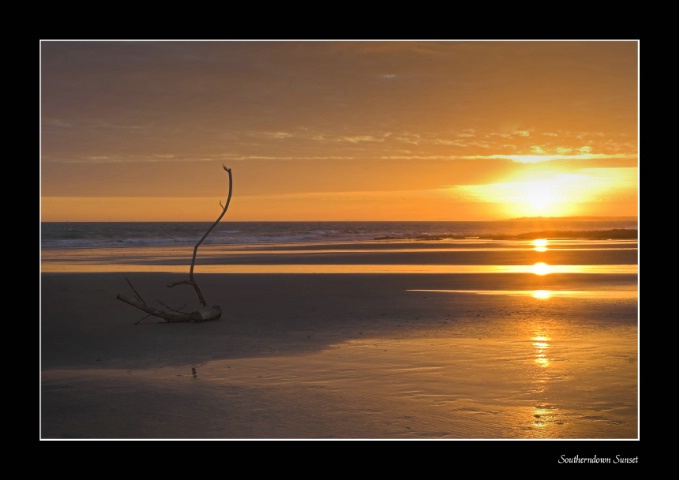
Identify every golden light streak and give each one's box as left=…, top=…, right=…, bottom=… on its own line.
left=532, top=334, right=551, bottom=368
left=533, top=238, right=548, bottom=252
left=532, top=262, right=551, bottom=276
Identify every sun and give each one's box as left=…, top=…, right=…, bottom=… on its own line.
left=458, top=166, right=623, bottom=218
left=449, top=164, right=637, bottom=220
left=524, top=183, right=558, bottom=215
left=459, top=172, right=583, bottom=217
left=503, top=173, right=592, bottom=217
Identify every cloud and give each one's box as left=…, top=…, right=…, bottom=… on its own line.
left=53, top=154, right=216, bottom=164
left=342, top=135, right=386, bottom=143
left=45, top=145, right=637, bottom=165
left=255, top=131, right=295, bottom=140
left=43, top=118, right=73, bottom=128
left=376, top=153, right=636, bottom=164
left=488, top=153, right=635, bottom=163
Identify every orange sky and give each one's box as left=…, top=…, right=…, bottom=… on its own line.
left=40, top=40, right=638, bottom=221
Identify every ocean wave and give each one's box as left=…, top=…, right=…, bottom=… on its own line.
left=40, top=220, right=638, bottom=249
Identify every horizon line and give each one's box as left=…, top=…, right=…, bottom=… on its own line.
left=41, top=215, right=639, bottom=223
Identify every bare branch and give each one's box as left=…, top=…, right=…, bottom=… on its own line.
left=125, top=277, right=146, bottom=304
left=134, top=314, right=153, bottom=325
left=186, top=165, right=233, bottom=306
left=157, top=300, right=189, bottom=313
left=116, top=166, right=232, bottom=322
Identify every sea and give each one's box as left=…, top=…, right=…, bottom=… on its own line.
left=40, top=219, right=638, bottom=250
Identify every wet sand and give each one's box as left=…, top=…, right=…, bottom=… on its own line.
left=40, top=241, right=638, bottom=440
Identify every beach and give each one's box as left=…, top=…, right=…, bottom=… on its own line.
left=40, top=236, right=638, bottom=440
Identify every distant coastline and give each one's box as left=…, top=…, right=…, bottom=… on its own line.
left=375, top=229, right=638, bottom=241
left=509, top=216, right=638, bottom=221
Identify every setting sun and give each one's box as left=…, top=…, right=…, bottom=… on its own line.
left=525, top=183, right=558, bottom=214
left=457, top=166, right=637, bottom=219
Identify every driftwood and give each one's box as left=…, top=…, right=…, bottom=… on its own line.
left=116, top=165, right=233, bottom=323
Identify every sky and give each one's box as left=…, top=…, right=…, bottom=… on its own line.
left=40, top=40, right=638, bottom=222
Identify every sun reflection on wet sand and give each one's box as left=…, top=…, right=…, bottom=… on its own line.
left=532, top=262, right=551, bottom=275
left=532, top=335, right=551, bottom=367
left=527, top=327, right=561, bottom=431
left=533, top=238, right=548, bottom=252
left=531, top=333, right=553, bottom=427
left=409, top=289, right=637, bottom=300
left=198, top=317, right=637, bottom=438
left=532, top=404, right=559, bottom=429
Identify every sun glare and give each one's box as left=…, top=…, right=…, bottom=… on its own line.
left=456, top=166, right=637, bottom=219
left=499, top=174, right=586, bottom=217
left=525, top=184, right=557, bottom=213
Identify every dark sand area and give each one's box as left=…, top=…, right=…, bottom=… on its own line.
left=41, top=267, right=638, bottom=440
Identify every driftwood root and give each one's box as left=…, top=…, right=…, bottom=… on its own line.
left=116, top=294, right=221, bottom=323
